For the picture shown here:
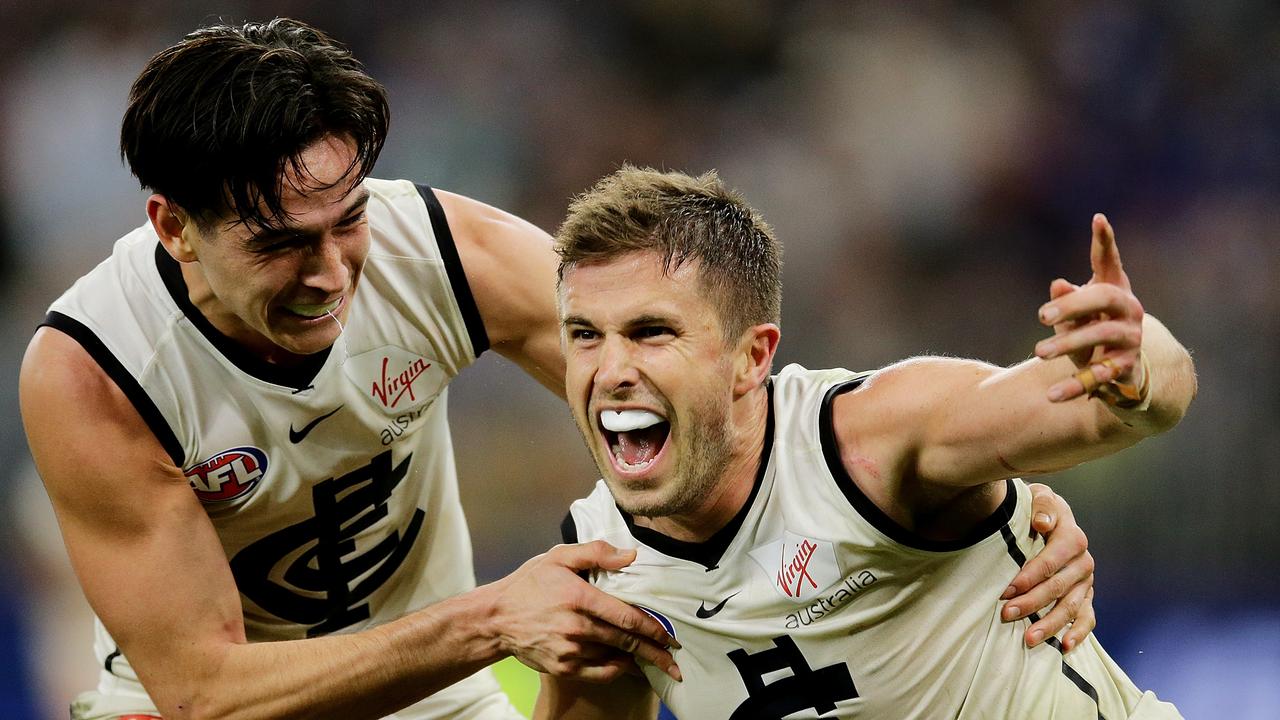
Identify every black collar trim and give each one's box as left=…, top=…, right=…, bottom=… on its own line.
left=154, top=243, right=331, bottom=391
left=621, top=381, right=775, bottom=570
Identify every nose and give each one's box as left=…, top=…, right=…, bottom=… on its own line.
left=594, top=334, right=640, bottom=392
left=299, top=236, right=349, bottom=295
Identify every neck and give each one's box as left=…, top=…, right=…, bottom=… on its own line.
left=634, top=383, right=770, bottom=543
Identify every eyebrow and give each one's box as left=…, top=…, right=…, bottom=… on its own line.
left=560, top=313, right=677, bottom=329
left=624, top=314, right=677, bottom=329
left=561, top=314, right=594, bottom=328
left=336, top=189, right=372, bottom=222
left=245, top=188, right=371, bottom=243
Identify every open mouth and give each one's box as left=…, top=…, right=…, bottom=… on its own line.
left=599, top=409, right=671, bottom=473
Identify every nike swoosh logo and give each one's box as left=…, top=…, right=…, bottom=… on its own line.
left=289, top=405, right=344, bottom=443
left=696, top=591, right=740, bottom=619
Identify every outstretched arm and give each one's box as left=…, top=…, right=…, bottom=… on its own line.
left=842, top=214, right=1196, bottom=491
left=20, top=329, right=678, bottom=720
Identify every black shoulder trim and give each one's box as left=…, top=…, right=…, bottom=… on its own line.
left=41, top=311, right=185, bottom=467
left=414, top=185, right=490, bottom=358
left=104, top=647, right=122, bottom=675
left=560, top=511, right=589, bottom=580
left=154, top=244, right=329, bottom=391
left=560, top=510, right=579, bottom=545
left=820, top=378, right=1018, bottom=551
left=622, top=382, right=775, bottom=570
left=1000, top=524, right=1106, bottom=718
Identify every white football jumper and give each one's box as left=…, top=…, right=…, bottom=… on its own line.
left=565, top=364, right=1181, bottom=719
left=46, top=178, right=520, bottom=719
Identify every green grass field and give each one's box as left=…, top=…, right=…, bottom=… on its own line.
left=492, top=656, right=540, bottom=717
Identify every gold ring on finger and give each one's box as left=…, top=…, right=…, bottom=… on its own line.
left=1074, top=366, right=1100, bottom=394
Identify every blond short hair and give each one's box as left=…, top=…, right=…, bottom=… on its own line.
left=555, top=165, right=782, bottom=341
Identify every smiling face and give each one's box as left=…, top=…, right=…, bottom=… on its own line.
left=162, top=134, right=371, bottom=361
left=560, top=251, right=746, bottom=520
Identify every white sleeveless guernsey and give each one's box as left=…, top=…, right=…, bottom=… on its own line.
left=565, top=364, right=1181, bottom=720
left=45, top=178, right=520, bottom=719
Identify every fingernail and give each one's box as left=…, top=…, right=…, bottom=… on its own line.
left=1091, top=363, right=1110, bottom=381
left=1029, top=629, right=1044, bottom=644
left=1037, top=341, right=1057, bottom=357
left=1000, top=585, right=1017, bottom=600
left=1048, top=386, right=1065, bottom=401
left=1003, top=605, right=1020, bottom=620
left=668, top=637, right=682, bottom=650
left=1040, top=306, right=1059, bottom=323
left=1034, top=512, right=1052, bottom=527
left=1063, top=638, right=1074, bottom=652
left=671, top=665, right=684, bottom=682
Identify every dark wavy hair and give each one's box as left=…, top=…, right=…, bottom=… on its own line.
left=121, top=18, right=390, bottom=232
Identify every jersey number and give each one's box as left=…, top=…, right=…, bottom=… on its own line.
left=727, top=635, right=858, bottom=719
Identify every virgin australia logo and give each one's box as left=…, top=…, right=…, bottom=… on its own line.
left=372, top=356, right=431, bottom=408
left=749, top=531, right=841, bottom=602
left=344, top=346, right=447, bottom=414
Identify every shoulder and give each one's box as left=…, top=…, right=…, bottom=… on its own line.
left=20, top=326, right=183, bottom=516
left=770, top=363, right=873, bottom=430
left=431, top=188, right=549, bottom=272
left=563, top=480, right=623, bottom=545
left=364, top=180, right=564, bottom=390
left=20, top=327, right=147, bottom=441
left=824, top=356, right=1005, bottom=497
left=829, top=356, right=997, bottom=428
left=23, top=324, right=111, bottom=395
left=50, top=222, right=176, bottom=316
left=366, top=179, right=549, bottom=254
left=365, top=179, right=555, bottom=289
left=362, top=179, right=445, bottom=257
left=772, top=362, right=870, bottom=390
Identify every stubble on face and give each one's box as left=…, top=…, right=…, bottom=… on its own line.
left=584, top=384, right=736, bottom=520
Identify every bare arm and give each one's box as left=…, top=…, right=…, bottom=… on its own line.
left=436, top=189, right=566, bottom=396
left=534, top=673, right=659, bottom=720
left=840, top=215, right=1196, bottom=491
left=862, top=317, right=1182, bottom=487
left=829, top=217, right=1187, bottom=654
left=20, top=329, right=677, bottom=720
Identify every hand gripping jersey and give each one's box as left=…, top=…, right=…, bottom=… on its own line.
left=46, top=179, right=520, bottom=719
left=564, top=364, right=1182, bottom=720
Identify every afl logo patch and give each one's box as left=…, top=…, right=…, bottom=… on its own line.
left=185, top=446, right=268, bottom=503
left=634, top=605, right=677, bottom=640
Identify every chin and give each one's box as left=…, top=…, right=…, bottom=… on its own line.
left=273, top=327, right=340, bottom=357
left=615, top=497, right=664, bottom=519
left=609, top=482, right=678, bottom=519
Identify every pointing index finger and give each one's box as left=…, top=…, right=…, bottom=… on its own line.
left=1089, top=213, right=1125, bottom=285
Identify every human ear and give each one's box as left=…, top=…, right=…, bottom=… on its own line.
left=732, top=323, right=780, bottom=398
left=147, top=194, right=199, bottom=262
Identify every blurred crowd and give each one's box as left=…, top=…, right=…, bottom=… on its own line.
left=0, top=1, right=1276, bottom=717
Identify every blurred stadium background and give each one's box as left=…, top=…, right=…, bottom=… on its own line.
left=1, top=1, right=1276, bottom=717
